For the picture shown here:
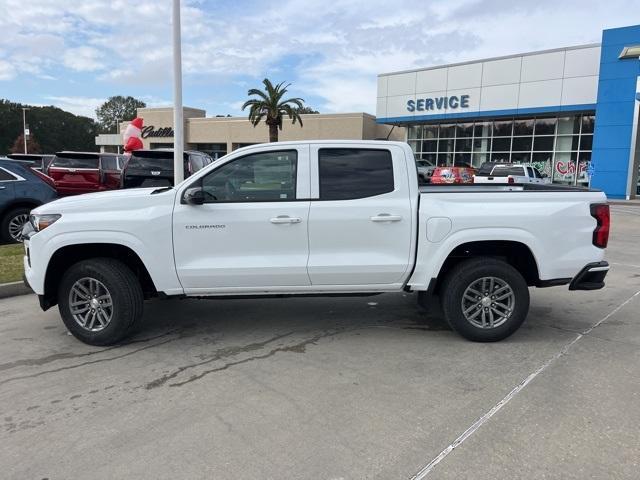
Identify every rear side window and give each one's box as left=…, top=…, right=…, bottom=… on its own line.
left=101, top=156, right=118, bottom=170
left=0, top=168, right=18, bottom=181
left=319, top=148, right=394, bottom=200
left=52, top=156, right=99, bottom=169
left=526, top=167, right=535, bottom=177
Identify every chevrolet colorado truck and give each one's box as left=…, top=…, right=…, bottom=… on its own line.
left=22, top=141, right=610, bottom=346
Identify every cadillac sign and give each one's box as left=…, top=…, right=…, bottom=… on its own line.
left=141, top=126, right=174, bottom=138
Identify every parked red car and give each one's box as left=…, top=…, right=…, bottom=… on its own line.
left=48, top=152, right=124, bottom=195
left=430, top=166, right=476, bottom=184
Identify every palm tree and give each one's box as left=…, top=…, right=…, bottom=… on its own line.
left=242, top=79, right=305, bottom=142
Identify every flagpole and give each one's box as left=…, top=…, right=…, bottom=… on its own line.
left=172, top=0, right=184, bottom=184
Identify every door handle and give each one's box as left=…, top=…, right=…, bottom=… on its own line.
left=0, top=186, right=5, bottom=190
left=270, top=215, right=301, bottom=224
left=370, top=214, right=402, bottom=222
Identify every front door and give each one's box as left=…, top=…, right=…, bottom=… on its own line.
left=307, top=145, right=414, bottom=286
left=173, top=146, right=311, bottom=292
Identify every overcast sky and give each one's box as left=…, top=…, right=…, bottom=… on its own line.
left=0, top=0, right=638, bottom=119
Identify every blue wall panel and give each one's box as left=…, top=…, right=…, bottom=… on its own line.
left=590, top=25, right=640, bottom=198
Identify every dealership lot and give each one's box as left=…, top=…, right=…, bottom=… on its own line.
left=0, top=206, right=638, bottom=479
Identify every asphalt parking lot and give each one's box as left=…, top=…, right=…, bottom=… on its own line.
left=1, top=206, right=639, bottom=479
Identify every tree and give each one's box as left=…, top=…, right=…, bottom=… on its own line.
left=10, top=134, right=42, bottom=154
left=0, top=99, right=98, bottom=154
left=296, top=106, right=319, bottom=114
left=96, top=96, right=146, bottom=133
left=241, top=79, right=305, bottom=142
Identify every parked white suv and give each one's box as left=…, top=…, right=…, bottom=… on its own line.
left=23, top=141, right=610, bottom=345
left=474, top=163, right=550, bottom=184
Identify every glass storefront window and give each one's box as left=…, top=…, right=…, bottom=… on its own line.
left=423, top=125, right=438, bottom=139
left=492, top=137, right=511, bottom=151
left=421, top=140, right=438, bottom=153
left=408, top=125, right=422, bottom=140
left=557, top=116, right=580, bottom=135
left=581, top=115, right=595, bottom=134
left=455, top=138, right=473, bottom=152
left=404, top=113, right=594, bottom=185
left=534, top=117, right=556, bottom=135
left=579, top=134, right=593, bottom=151
left=513, top=119, right=534, bottom=136
left=556, top=135, right=580, bottom=151
left=553, top=151, right=578, bottom=184
left=474, top=122, right=492, bottom=137
left=439, top=124, right=456, bottom=138
left=512, top=136, right=532, bottom=151
left=456, top=123, right=474, bottom=138
left=493, top=120, right=513, bottom=137
left=533, top=136, right=554, bottom=151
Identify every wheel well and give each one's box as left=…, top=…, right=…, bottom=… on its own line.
left=433, top=241, right=540, bottom=294
left=1, top=201, right=40, bottom=219
left=42, top=243, right=157, bottom=309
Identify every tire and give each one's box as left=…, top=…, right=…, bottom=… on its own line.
left=58, top=258, right=144, bottom=346
left=440, top=258, right=530, bottom=342
left=1, top=207, right=31, bottom=243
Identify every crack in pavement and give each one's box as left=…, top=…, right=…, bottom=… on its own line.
left=0, top=329, right=182, bottom=373
left=167, top=329, right=344, bottom=388
left=0, top=333, right=185, bottom=387
left=145, top=331, right=295, bottom=389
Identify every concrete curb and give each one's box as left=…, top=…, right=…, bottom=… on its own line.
left=0, top=281, right=32, bottom=299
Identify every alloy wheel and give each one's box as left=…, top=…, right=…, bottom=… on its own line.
left=8, top=213, right=29, bottom=242
left=461, top=276, right=515, bottom=329
left=68, top=277, right=114, bottom=332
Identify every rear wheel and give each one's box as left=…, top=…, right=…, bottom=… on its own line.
left=58, top=258, right=144, bottom=345
left=1, top=207, right=31, bottom=243
left=440, top=258, right=529, bottom=342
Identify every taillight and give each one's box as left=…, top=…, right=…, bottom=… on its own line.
left=590, top=203, right=610, bottom=248
left=507, top=177, right=515, bottom=184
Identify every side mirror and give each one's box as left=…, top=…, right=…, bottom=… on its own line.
left=184, top=187, right=205, bottom=205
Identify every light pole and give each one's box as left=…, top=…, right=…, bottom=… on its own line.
left=22, top=107, right=30, bottom=154
left=172, top=0, right=184, bottom=184
left=115, top=119, right=121, bottom=154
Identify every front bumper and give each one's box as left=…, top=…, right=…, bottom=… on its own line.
left=569, top=261, right=609, bottom=291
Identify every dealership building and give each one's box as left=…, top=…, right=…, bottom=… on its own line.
left=376, top=25, right=640, bottom=198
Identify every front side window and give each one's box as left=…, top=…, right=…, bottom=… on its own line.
left=319, top=148, right=394, bottom=201
left=52, top=155, right=99, bottom=169
left=200, top=150, right=297, bottom=202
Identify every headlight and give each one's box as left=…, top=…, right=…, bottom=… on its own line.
left=30, top=214, right=61, bottom=232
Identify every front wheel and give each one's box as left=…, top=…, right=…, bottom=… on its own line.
left=440, top=258, right=530, bottom=342
left=58, top=258, right=144, bottom=345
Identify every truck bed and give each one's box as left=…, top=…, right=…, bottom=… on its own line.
left=419, top=183, right=593, bottom=193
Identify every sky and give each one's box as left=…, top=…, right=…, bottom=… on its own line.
left=0, top=0, right=638, bottom=119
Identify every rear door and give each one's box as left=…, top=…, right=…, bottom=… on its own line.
left=48, top=154, right=100, bottom=195
left=307, top=144, right=413, bottom=286
left=0, top=167, right=17, bottom=206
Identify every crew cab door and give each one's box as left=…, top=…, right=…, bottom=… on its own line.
left=173, top=145, right=311, bottom=292
left=307, top=144, right=414, bottom=286
left=49, top=153, right=100, bottom=195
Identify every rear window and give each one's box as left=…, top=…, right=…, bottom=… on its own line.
left=127, top=154, right=174, bottom=171
left=319, top=148, right=394, bottom=200
left=491, top=166, right=525, bottom=177
left=52, top=155, right=99, bottom=169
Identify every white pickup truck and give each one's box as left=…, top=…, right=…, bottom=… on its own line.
left=22, top=141, right=610, bottom=346
left=474, top=163, right=551, bottom=185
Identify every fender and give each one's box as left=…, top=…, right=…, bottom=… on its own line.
left=408, top=227, right=543, bottom=290
left=30, top=230, right=183, bottom=296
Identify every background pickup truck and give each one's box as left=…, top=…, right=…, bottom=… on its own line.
left=474, top=163, right=550, bottom=184
left=47, top=152, right=124, bottom=195
left=23, top=141, right=610, bottom=346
